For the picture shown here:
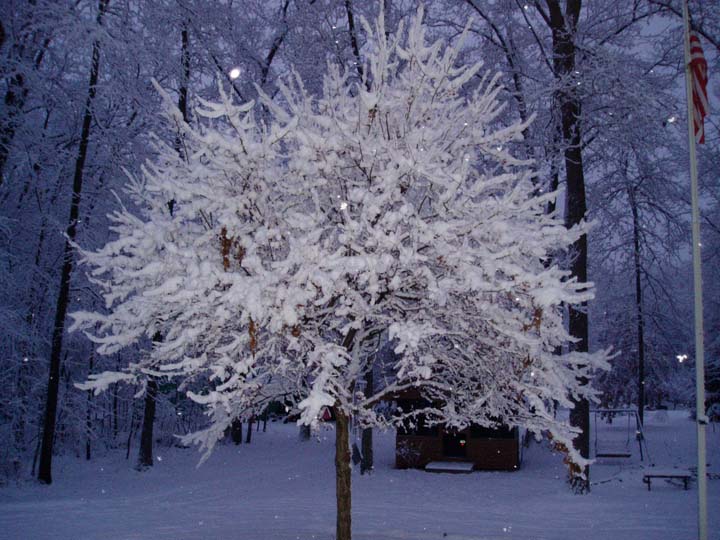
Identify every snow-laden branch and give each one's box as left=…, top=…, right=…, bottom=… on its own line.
left=73, top=6, right=609, bottom=473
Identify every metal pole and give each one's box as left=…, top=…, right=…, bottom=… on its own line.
left=681, top=3, right=708, bottom=539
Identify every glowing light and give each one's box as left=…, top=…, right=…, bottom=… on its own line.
left=667, top=116, right=677, bottom=124
left=340, top=201, right=348, bottom=210
left=23, top=357, right=28, bottom=362
left=229, top=68, right=241, bottom=80
left=676, top=354, right=688, bottom=363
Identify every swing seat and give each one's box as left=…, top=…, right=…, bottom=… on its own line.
left=596, top=451, right=632, bottom=458
left=591, top=408, right=647, bottom=462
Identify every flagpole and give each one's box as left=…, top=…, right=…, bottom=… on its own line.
left=682, top=3, right=708, bottom=540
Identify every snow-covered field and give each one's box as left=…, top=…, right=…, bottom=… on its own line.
left=1, top=410, right=717, bottom=540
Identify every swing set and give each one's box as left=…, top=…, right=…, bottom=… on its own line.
left=591, top=408, right=651, bottom=462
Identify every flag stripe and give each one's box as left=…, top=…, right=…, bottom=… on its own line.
left=689, top=29, right=709, bottom=144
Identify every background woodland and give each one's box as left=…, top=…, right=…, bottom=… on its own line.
left=1, top=0, right=718, bottom=483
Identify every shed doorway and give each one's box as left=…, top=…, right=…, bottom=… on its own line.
left=443, top=431, right=467, bottom=458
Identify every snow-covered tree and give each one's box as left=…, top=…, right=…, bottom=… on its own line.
left=72, top=8, right=608, bottom=539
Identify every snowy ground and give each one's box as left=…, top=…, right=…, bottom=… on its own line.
left=1, top=410, right=718, bottom=540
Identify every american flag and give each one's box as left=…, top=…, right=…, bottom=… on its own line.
left=689, top=28, right=709, bottom=144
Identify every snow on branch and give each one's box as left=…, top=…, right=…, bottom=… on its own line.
left=73, top=6, right=609, bottom=471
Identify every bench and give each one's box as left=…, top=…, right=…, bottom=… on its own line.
left=688, top=466, right=719, bottom=480
left=642, top=470, right=692, bottom=491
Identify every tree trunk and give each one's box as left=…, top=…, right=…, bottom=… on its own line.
left=167, top=19, right=191, bottom=217
left=136, top=378, right=158, bottom=469
left=126, top=404, right=138, bottom=460
left=85, top=352, right=94, bottom=461
left=174, top=21, right=190, bottom=157
left=335, top=406, right=352, bottom=540
left=245, top=416, right=253, bottom=443
left=231, top=419, right=243, bottom=444
left=544, top=0, right=590, bottom=493
left=179, top=23, right=190, bottom=122
left=37, top=0, right=108, bottom=485
left=629, top=186, right=646, bottom=427
left=135, top=20, right=191, bottom=468
left=112, top=360, right=119, bottom=441
left=360, top=370, right=373, bottom=475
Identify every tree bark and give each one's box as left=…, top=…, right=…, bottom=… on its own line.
left=179, top=23, right=190, bottom=122
left=174, top=21, right=190, bottom=158
left=231, top=419, right=243, bottom=444
left=335, top=406, right=352, bottom=540
left=360, top=369, right=373, bottom=475
left=544, top=0, right=590, bottom=493
left=112, top=358, right=119, bottom=441
left=345, top=0, right=364, bottom=83
left=629, top=186, right=646, bottom=427
left=37, top=0, right=108, bottom=485
left=245, top=416, right=253, bottom=444
left=136, top=378, right=158, bottom=469
left=85, top=352, right=94, bottom=461
left=126, top=404, right=138, bottom=460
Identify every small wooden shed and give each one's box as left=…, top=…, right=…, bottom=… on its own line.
left=394, top=392, right=521, bottom=471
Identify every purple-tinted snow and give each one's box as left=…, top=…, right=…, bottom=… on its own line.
left=0, top=410, right=717, bottom=539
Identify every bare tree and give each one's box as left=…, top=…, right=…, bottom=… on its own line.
left=38, top=0, right=109, bottom=485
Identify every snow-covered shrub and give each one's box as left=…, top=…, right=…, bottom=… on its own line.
left=71, top=7, right=607, bottom=469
